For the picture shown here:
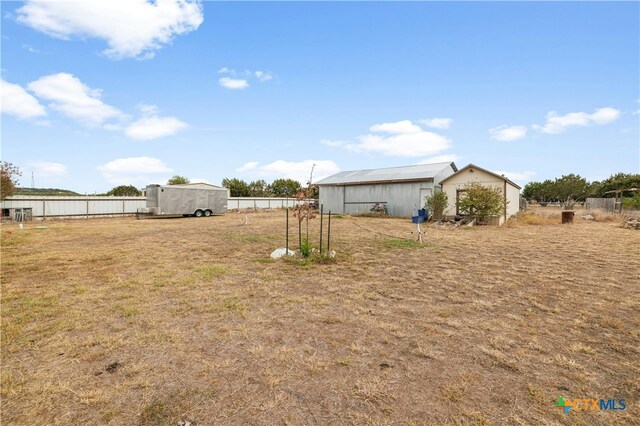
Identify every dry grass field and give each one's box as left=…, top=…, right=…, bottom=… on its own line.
left=1, top=209, right=639, bottom=425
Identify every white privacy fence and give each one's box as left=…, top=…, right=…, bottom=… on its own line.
left=227, top=197, right=310, bottom=210
left=1, top=195, right=311, bottom=218
left=1, top=196, right=147, bottom=218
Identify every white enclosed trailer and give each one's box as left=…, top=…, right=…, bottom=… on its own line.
left=142, top=184, right=228, bottom=217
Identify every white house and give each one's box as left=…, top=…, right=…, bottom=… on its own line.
left=439, top=164, right=521, bottom=225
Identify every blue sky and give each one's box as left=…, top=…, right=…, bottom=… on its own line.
left=1, top=1, right=639, bottom=193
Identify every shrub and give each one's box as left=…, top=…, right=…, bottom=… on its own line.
left=457, top=183, right=505, bottom=218
left=299, top=238, right=312, bottom=258
left=623, top=194, right=640, bottom=210
left=425, top=191, right=448, bottom=220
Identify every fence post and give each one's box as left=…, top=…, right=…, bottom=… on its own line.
left=319, top=204, right=323, bottom=254
left=327, top=210, right=331, bottom=253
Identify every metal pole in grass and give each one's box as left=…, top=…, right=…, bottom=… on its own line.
left=327, top=210, right=331, bottom=253
left=319, top=204, right=323, bottom=254
left=285, top=191, right=289, bottom=255
left=298, top=214, right=302, bottom=249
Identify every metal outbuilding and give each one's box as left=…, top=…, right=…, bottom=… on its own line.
left=439, top=163, right=522, bottom=225
left=317, top=162, right=458, bottom=217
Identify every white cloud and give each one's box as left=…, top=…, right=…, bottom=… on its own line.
left=15, top=74, right=187, bottom=137
left=98, top=157, right=172, bottom=174
left=27, top=73, right=123, bottom=126
left=533, top=107, right=621, bottom=134
left=17, top=0, right=203, bottom=59
left=22, top=44, right=40, bottom=53
left=489, top=125, right=527, bottom=142
left=370, top=120, right=422, bottom=134
left=239, top=160, right=340, bottom=184
left=418, top=154, right=461, bottom=164
left=236, top=161, right=259, bottom=172
left=30, top=161, right=67, bottom=177
left=255, top=71, right=273, bottom=82
left=420, top=118, right=453, bottom=130
left=98, top=157, right=173, bottom=185
left=219, top=77, right=249, bottom=90
left=351, top=132, right=450, bottom=157
left=326, top=120, right=451, bottom=157
left=0, top=79, right=47, bottom=119
left=589, top=107, right=620, bottom=124
left=493, top=170, right=536, bottom=184
left=125, top=115, right=188, bottom=140
left=320, top=139, right=349, bottom=148
left=138, top=103, right=159, bottom=116
left=218, top=68, right=273, bottom=87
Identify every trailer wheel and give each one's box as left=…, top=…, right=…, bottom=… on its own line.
left=204, top=209, right=212, bottom=217
left=194, top=210, right=204, bottom=218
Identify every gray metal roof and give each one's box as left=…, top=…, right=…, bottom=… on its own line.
left=316, top=162, right=457, bottom=185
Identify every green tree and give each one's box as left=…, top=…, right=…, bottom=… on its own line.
left=457, top=182, right=505, bottom=217
left=105, top=185, right=141, bottom=196
left=222, top=178, right=250, bottom=197
left=1, top=162, right=21, bottom=200
left=539, top=179, right=555, bottom=202
left=622, top=194, right=640, bottom=210
left=248, top=180, right=270, bottom=197
left=522, top=179, right=555, bottom=202
left=554, top=174, right=590, bottom=208
left=424, top=191, right=448, bottom=220
left=523, top=181, right=543, bottom=201
left=270, top=178, right=302, bottom=197
left=167, top=175, right=190, bottom=185
left=592, top=173, right=640, bottom=197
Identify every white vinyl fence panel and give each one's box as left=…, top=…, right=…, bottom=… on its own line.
left=227, top=197, right=309, bottom=210
left=2, top=196, right=312, bottom=218
left=1, top=196, right=146, bottom=218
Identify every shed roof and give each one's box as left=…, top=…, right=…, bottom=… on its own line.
left=316, top=162, right=457, bottom=186
left=165, top=182, right=225, bottom=190
left=439, top=163, right=521, bottom=189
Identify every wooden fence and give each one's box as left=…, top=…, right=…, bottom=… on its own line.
left=585, top=198, right=620, bottom=212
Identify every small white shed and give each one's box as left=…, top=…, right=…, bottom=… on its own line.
left=440, top=164, right=521, bottom=225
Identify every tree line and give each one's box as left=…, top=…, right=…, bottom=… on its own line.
left=522, top=173, right=640, bottom=205
left=221, top=178, right=317, bottom=198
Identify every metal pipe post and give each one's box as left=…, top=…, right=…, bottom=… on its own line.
left=319, top=204, right=323, bottom=253
left=286, top=207, right=289, bottom=254
left=327, top=210, right=331, bottom=253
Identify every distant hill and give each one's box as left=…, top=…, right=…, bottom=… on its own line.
left=14, top=187, right=81, bottom=196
